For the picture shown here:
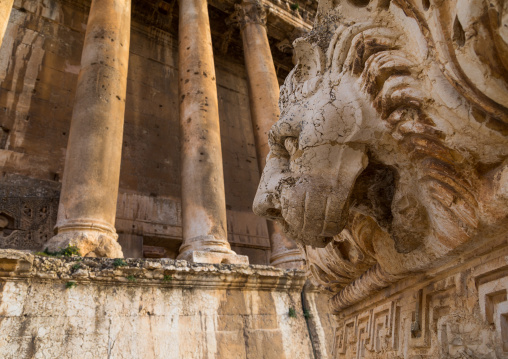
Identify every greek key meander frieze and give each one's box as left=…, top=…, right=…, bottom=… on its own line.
left=332, top=245, right=508, bottom=358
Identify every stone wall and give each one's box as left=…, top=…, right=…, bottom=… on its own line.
left=331, top=235, right=508, bottom=359
left=0, top=249, right=320, bottom=359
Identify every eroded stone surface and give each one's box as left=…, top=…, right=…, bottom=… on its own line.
left=44, top=0, right=131, bottom=258
left=253, top=0, right=508, bottom=302
left=253, top=0, right=508, bottom=357
left=0, top=250, right=316, bottom=359
left=229, top=0, right=306, bottom=269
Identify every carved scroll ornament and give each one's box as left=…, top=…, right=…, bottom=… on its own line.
left=253, top=0, right=508, bottom=311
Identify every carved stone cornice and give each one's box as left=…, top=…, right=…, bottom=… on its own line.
left=0, top=249, right=307, bottom=292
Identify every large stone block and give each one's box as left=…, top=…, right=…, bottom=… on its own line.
left=0, top=251, right=315, bottom=359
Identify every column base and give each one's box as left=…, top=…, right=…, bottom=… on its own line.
left=178, top=250, right=249, bottom=265
left=45, top=228, right=123, bottom=258
left=270, top=248, right=305, bottom=269
left=177, top=235, right=249, bottom=264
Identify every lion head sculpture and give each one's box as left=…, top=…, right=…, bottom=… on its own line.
left=253, top=0, right=508, bottom=294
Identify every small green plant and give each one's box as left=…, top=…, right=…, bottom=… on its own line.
left=36, top=245, right=81, bottom=257
left=163, top=275, right=173, bottom=282
left=288, top=307, right=297, bottom=318
left=290, top=2, right=299, bottom=11
left=303, top=308, right=312, bottom=319
left=113, top=258, right=127, bottom=267
left=71, top=263, right=82, bottom=271
left=34, top=251, right=50, bottom=257
left=66, top=281, right=77, bottom=289
left=60, top=245, right=80, bottom=257
left=126, top=275, right=137, bottom=282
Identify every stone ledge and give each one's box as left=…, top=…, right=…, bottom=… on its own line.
left=0, top=249, right=307, bottom=291
left=0, top=249, right=34, bottom=277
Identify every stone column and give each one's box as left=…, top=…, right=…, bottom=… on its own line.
left=0, top=0, right=14, bottom=49
left=232, top=0, right=304, bottom=269
left=45, top=0, right=131, bottom=258
left=177, top=0, right=248, bottom=265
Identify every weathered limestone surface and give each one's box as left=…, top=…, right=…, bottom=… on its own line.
left=331, top=235, right=508, bottom=358
left=177, top=0, right=247, bottom=265
left=0, top=0, right=14, bottom=49
left=231, top=0, right=304, bottom=269
left=0, top=249, right=316, bottom=359
left=0, top=175, right=59, bottom=250
left=253, top=0, right=508, bottom=357
left=44, top=0, right=131, bottom=258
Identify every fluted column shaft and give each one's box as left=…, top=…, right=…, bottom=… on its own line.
left=235, top=0, right=304, bottom=268
left=177, top=0, right=248, bottom=264
left=0, top=0, right=14, bottom=49
left=46, top=0, right=131, bottom=258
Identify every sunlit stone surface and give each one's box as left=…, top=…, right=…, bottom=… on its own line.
left=254, top=0, right=508, bottom=357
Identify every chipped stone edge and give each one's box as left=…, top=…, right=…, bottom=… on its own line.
left=0, top=249, right=307, bottom=292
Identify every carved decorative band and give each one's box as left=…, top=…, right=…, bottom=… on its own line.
left=227, top=0, right=268, bottom=30
left=56, top=220, right=117, bottom=236
left=270, top=248, right=304, bottom=266
left=178, top=235, right=233, bottom=255
left=330, top=264, right=406, bottom=312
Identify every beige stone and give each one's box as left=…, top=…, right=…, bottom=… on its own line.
left=0, top=250, right=315, bottom=359
left=177, top=0, right=246, bottom=264
left=0, top=0, right=315, bottom=266
left=231, top=0, right=304, bottom=269
left=255, top=0, right=508, bottom=293
left=45, top=0, right=131, bottom=258
left=0, top=0, right=13, bottom=50
left=253, top=0, right=508, bottom=356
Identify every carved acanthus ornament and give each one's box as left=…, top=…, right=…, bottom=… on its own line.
left=253, top=0, right=508, bottom=314
left=227, top=0, right=269, bottom=30
left=276, top=27, right=307, bottom=53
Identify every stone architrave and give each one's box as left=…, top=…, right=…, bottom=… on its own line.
left=0, top=0, right=14, bottom=49
left=177, top=0, right=248, bottom=265
left=230, top=0, right=304, bottom=269
left=45, top=0, right=132, bottom=258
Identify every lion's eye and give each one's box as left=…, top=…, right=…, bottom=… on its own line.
left=284, top=137, right=299, bottom=157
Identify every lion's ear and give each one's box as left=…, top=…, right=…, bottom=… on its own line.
left=291, top=38, right=325, bottom=97
left=293, top=38, right=325, bottom=80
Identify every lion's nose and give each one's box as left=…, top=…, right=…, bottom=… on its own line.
left=253, top=151, right=286, bottom=220
left=253, top=191, right=282, bottom=220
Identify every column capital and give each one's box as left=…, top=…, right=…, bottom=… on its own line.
left=227, top=0, right=269, bottom=30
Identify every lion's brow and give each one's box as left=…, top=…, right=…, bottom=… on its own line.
left=269, top=117, right=301, bottom=145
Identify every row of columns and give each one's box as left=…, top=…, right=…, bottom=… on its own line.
left=0, top=0, right=303, bottom=267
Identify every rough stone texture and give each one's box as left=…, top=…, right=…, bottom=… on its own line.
left=44, top=0, right=131, bottom=258
left=0, top=249, right=317, bottom=359
left=332, top=235, right=508, bottom=358
left=0, top=0, right=14, bottom=50
left=0, top=175, right=59, bottom=250
left=230, top=0, right=305, bottom=269
left=177, top=0, right=242, bottom=263
left=253, top=0, right=508, bottom=357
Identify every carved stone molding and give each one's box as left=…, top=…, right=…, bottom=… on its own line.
left=0, top=176, right=60, bottom=251
left=331, top=239, right=508, bottom=358
left=253, top=0, right=508, bottom=315
left=227, top=0, right=269, bottom=30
